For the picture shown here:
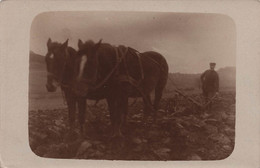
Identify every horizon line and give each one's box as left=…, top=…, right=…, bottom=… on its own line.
left=30, top=50, right=236, bottom=74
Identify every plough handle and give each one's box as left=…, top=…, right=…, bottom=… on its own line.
left=174, top=89, right=202, bottom=107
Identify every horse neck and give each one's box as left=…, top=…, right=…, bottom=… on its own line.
left=98, top=44, right=114, bottom=67
left=96, top=45, right=118, bottom=81
left=66, top=47, right=76, bottom=68
left=61, top=47, right=77, bottom=86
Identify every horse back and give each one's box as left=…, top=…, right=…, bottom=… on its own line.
left=140, top=51, right=168, bottom=75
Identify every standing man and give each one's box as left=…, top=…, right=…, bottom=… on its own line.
left=201, top=62, right=219, bottom=111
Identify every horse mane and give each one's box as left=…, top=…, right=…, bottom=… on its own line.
left=83, top=40, right=95, bottom=49
left=67, top=46, right=77, bottom=57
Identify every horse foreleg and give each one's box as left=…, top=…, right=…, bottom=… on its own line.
left=109, top=94, right=126, bottom=151
left=113, top=87, right=128, bottom=138
left=67, top=100, right=76, bottom=130
left=106, top=97, right=116, bottom=135
left=65, top=91, right=76, bottom=130
left=121, top=96, right=128, bottom=130
left=77, top=98, right=86, bottom=136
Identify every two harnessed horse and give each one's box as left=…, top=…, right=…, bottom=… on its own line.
left=45, top=38, right=106, bottom=134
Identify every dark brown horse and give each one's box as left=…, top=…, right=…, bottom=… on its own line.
left=45, top=38, right=106, bottom=134
left=73, top=39, right=169, bottom=137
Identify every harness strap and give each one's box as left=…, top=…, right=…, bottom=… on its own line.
left=128, top=48, right=144, bottom=80
left=87, top=46, right=155, bottom=113
left=118, top=75, right=154, bottom=112
left=116, top=48, right=154, bottom=111
left=136, top=52, right=144, bottom=80
left=118, top=75, right=140, bottom=88
left=121, top=48, right=130, bottom=77
left=142, top=54, right=164, bottom=72
left=90, top=47, right=123, bottom=90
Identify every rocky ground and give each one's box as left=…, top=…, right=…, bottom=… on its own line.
left=29, top=91, right=235, bottom=160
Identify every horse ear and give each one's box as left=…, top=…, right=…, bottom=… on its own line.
left=61, top=39, right=69, bottom=49
left=47, top=38, right=52, bottom=49
left=95, top=39, right=102, bottom=50
left=78, top=39, right=84, bottom=49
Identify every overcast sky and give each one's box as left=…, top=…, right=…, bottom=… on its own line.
left=30, top=12, right=236, bottom=73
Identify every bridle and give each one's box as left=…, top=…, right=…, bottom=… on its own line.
left=47, top=48, right=70, bottom=88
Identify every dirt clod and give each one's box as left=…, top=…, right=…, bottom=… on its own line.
left=29, top=91, right=235, bottom=160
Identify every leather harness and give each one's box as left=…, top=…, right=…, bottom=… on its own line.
left=91, top=46, right=159, bottom=111
left=116, top=46, right=144, bottom=89
left=90, top=46, right=145, bottom=92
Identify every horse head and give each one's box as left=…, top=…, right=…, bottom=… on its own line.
left=73, top=39, right=102, bottom=96
left=45, top=38, right=69, bottom=92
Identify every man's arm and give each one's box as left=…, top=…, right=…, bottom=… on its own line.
left=200, top=70, right=207, bottom=83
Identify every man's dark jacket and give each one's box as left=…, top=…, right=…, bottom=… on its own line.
left=200, top=70, right=219, bottom=93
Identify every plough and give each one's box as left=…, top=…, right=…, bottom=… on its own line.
left=174, top=89, right=220, bottom=109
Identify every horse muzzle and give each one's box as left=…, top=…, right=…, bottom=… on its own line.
left=46, top=73, right=60, bottom=92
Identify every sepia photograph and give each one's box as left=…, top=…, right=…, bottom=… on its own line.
left=29, top=11, right=236, bottom=160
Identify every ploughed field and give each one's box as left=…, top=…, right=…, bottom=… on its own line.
left=29, top=91, right=235, bottom=160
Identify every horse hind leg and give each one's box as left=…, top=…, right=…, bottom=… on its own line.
left=154, top=86, right=163, bottom=111
left=142, top=94, right=154, bottom=122
left=154, top=58, right=168, bottom=112
left=153, top=77, right=168, bottom=121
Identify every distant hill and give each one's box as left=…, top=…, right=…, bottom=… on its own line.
left=29, top=51, right=64, bottom=110
left=29, top=51, right=47, bottom=95
left=29, top=51, right=45, bottom=71
left=217, top=67, right=236, bottom=88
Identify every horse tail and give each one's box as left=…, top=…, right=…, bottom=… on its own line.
left=154, top=55, right=169, bottom=110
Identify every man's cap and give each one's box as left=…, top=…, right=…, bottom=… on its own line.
left=210, top=62, right=216, bottom=66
